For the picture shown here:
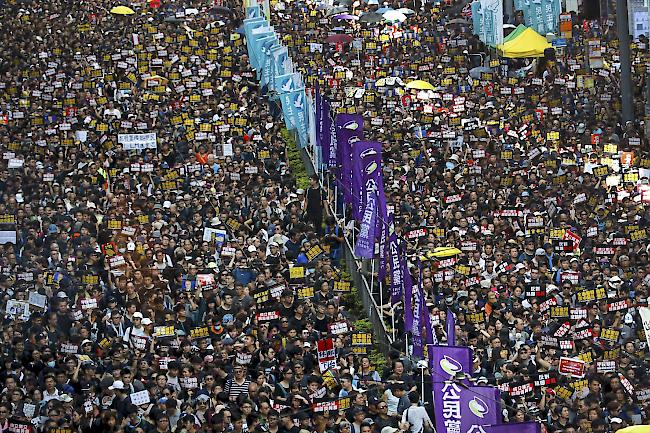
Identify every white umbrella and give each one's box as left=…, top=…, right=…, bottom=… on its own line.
left=397, top=7, right=415, bottom=15
left=383, top=9, right=407, bottom=22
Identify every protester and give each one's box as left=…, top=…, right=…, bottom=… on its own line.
left=1, top=0, right=650, bottom=431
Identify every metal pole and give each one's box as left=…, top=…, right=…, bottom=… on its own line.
left=618, top=0, right=634, bottom=123
left=379, top=279, right=384, bottom=316
left=392, top=306, right=396, bottom=342
left=419, top=364, right=426, bottom=403
left=370, top=258, right=375, bottom=296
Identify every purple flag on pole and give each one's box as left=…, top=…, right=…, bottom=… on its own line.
left=411, top=266, right=424, bottom=359
left=353, top=141, right=382, bottom=258
left=446, top=309, right=456, bottom=346
left=432, top=383, right=501, bottom=433
left=484, top=422, right=541, bottom=433
left=334, top=114, right=363, bottom=207
left=403, top=256, right=414, bottom=333
left=377, top=215, right=388, bottom=281
left=388, top=215, right=403, bottom=305
left=326, top=102, right=336, bottom=168
left=430, top=345, right=473, bottom=383
left=315, top=87, right=322, bottom=149
left=423, top=287, right=436, bottom=346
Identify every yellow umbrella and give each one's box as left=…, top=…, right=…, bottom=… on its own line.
left=405, top=79, right=435, bottom=90
left=431, top=247, right=462, bottom=258
left=617, top=427, right=650, bottom=433
left=110, top=5, right=135, bottom=15
left=143, top=75, right=168, bottom=84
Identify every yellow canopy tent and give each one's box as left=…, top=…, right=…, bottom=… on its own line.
left=497, top=27, right=551, bottom=58
left=616, top=427, right=650, bottom=433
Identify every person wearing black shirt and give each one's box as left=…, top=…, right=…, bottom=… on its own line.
left=277, top=289, right=295, bottom=318
left=311, top=302, right=329, bottom=334
left=305, top=175, right=327, bottom=235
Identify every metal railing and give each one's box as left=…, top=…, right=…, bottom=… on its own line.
left=296, top=138, right=394, bottom=355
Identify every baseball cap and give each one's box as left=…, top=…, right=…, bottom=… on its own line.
left=142, top=318, right=153, bottom=325
left=109, top=381, right=125, bottom=390
left=133, top=312, right=144, bottom=319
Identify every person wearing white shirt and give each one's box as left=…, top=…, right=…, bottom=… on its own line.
left=401, top=393, right=433, bottom=433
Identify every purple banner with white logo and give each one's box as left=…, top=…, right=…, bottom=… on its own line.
left=484, top=422, right=541, bottom=433
left=353, top=141, right=382, bottom=258
left=432, top=383, right=500, bottom=433
left=430, top=345, right=473, bottom=383
left=335, top=114, right=363, bottom=207
left=430, top=346, right=502, bottom=433
left=326, top=101, right=336, bottom=168
left=388, top=216, right=403, bottom=305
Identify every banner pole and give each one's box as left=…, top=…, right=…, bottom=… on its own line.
left=379, top=278, right=384, bottom=316
left=392, top=306, right=396, bottom=342
left=370, top=258, right=375, bottom=296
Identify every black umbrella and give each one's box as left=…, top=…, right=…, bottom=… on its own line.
left=359, top=12, right=383, bottom=23
left=164, top=16, right=185, bottom=23
left=210, top=5, right=232, bottom=16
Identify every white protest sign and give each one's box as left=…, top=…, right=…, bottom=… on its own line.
left=6, top=300, right=30, bottom=321
left=118, top=133, right=157, bottom=150
left=28, top=292, right=47, bottom=309
left=130, top=390, right=151, bottom=406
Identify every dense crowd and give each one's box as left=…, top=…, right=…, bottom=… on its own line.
left=0, top=0, right=649, bottom=432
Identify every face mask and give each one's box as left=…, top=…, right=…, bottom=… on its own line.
left=47, top=361, right=56, bottom=368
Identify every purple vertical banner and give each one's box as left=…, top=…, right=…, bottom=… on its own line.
left=353, top=141, right=382, bottom=258
left=326, top=102, right=337, bottom=168
left=423, top=285, right=436, bottom=346
left=350, top=141, right=369, bottom=220
left=484, top=422, right=541, bottom=433
left=377, top=216, right=388, bottom=281
left=432, top=383, right=500, bottom=433
left=430, top=345, right=504, bottom=433
left=411, top=261, right=423, bottom=359
left=446, top=309, right=456, bottom=346
left=315, top=87, right=322, bottom=149
left=335, top=114, right=363, bottom=207
left=430, top=345, right=472, bottom=433
left=388, top=215, right=403, bottom=305
left=403, top=254, right=414, bottom=333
